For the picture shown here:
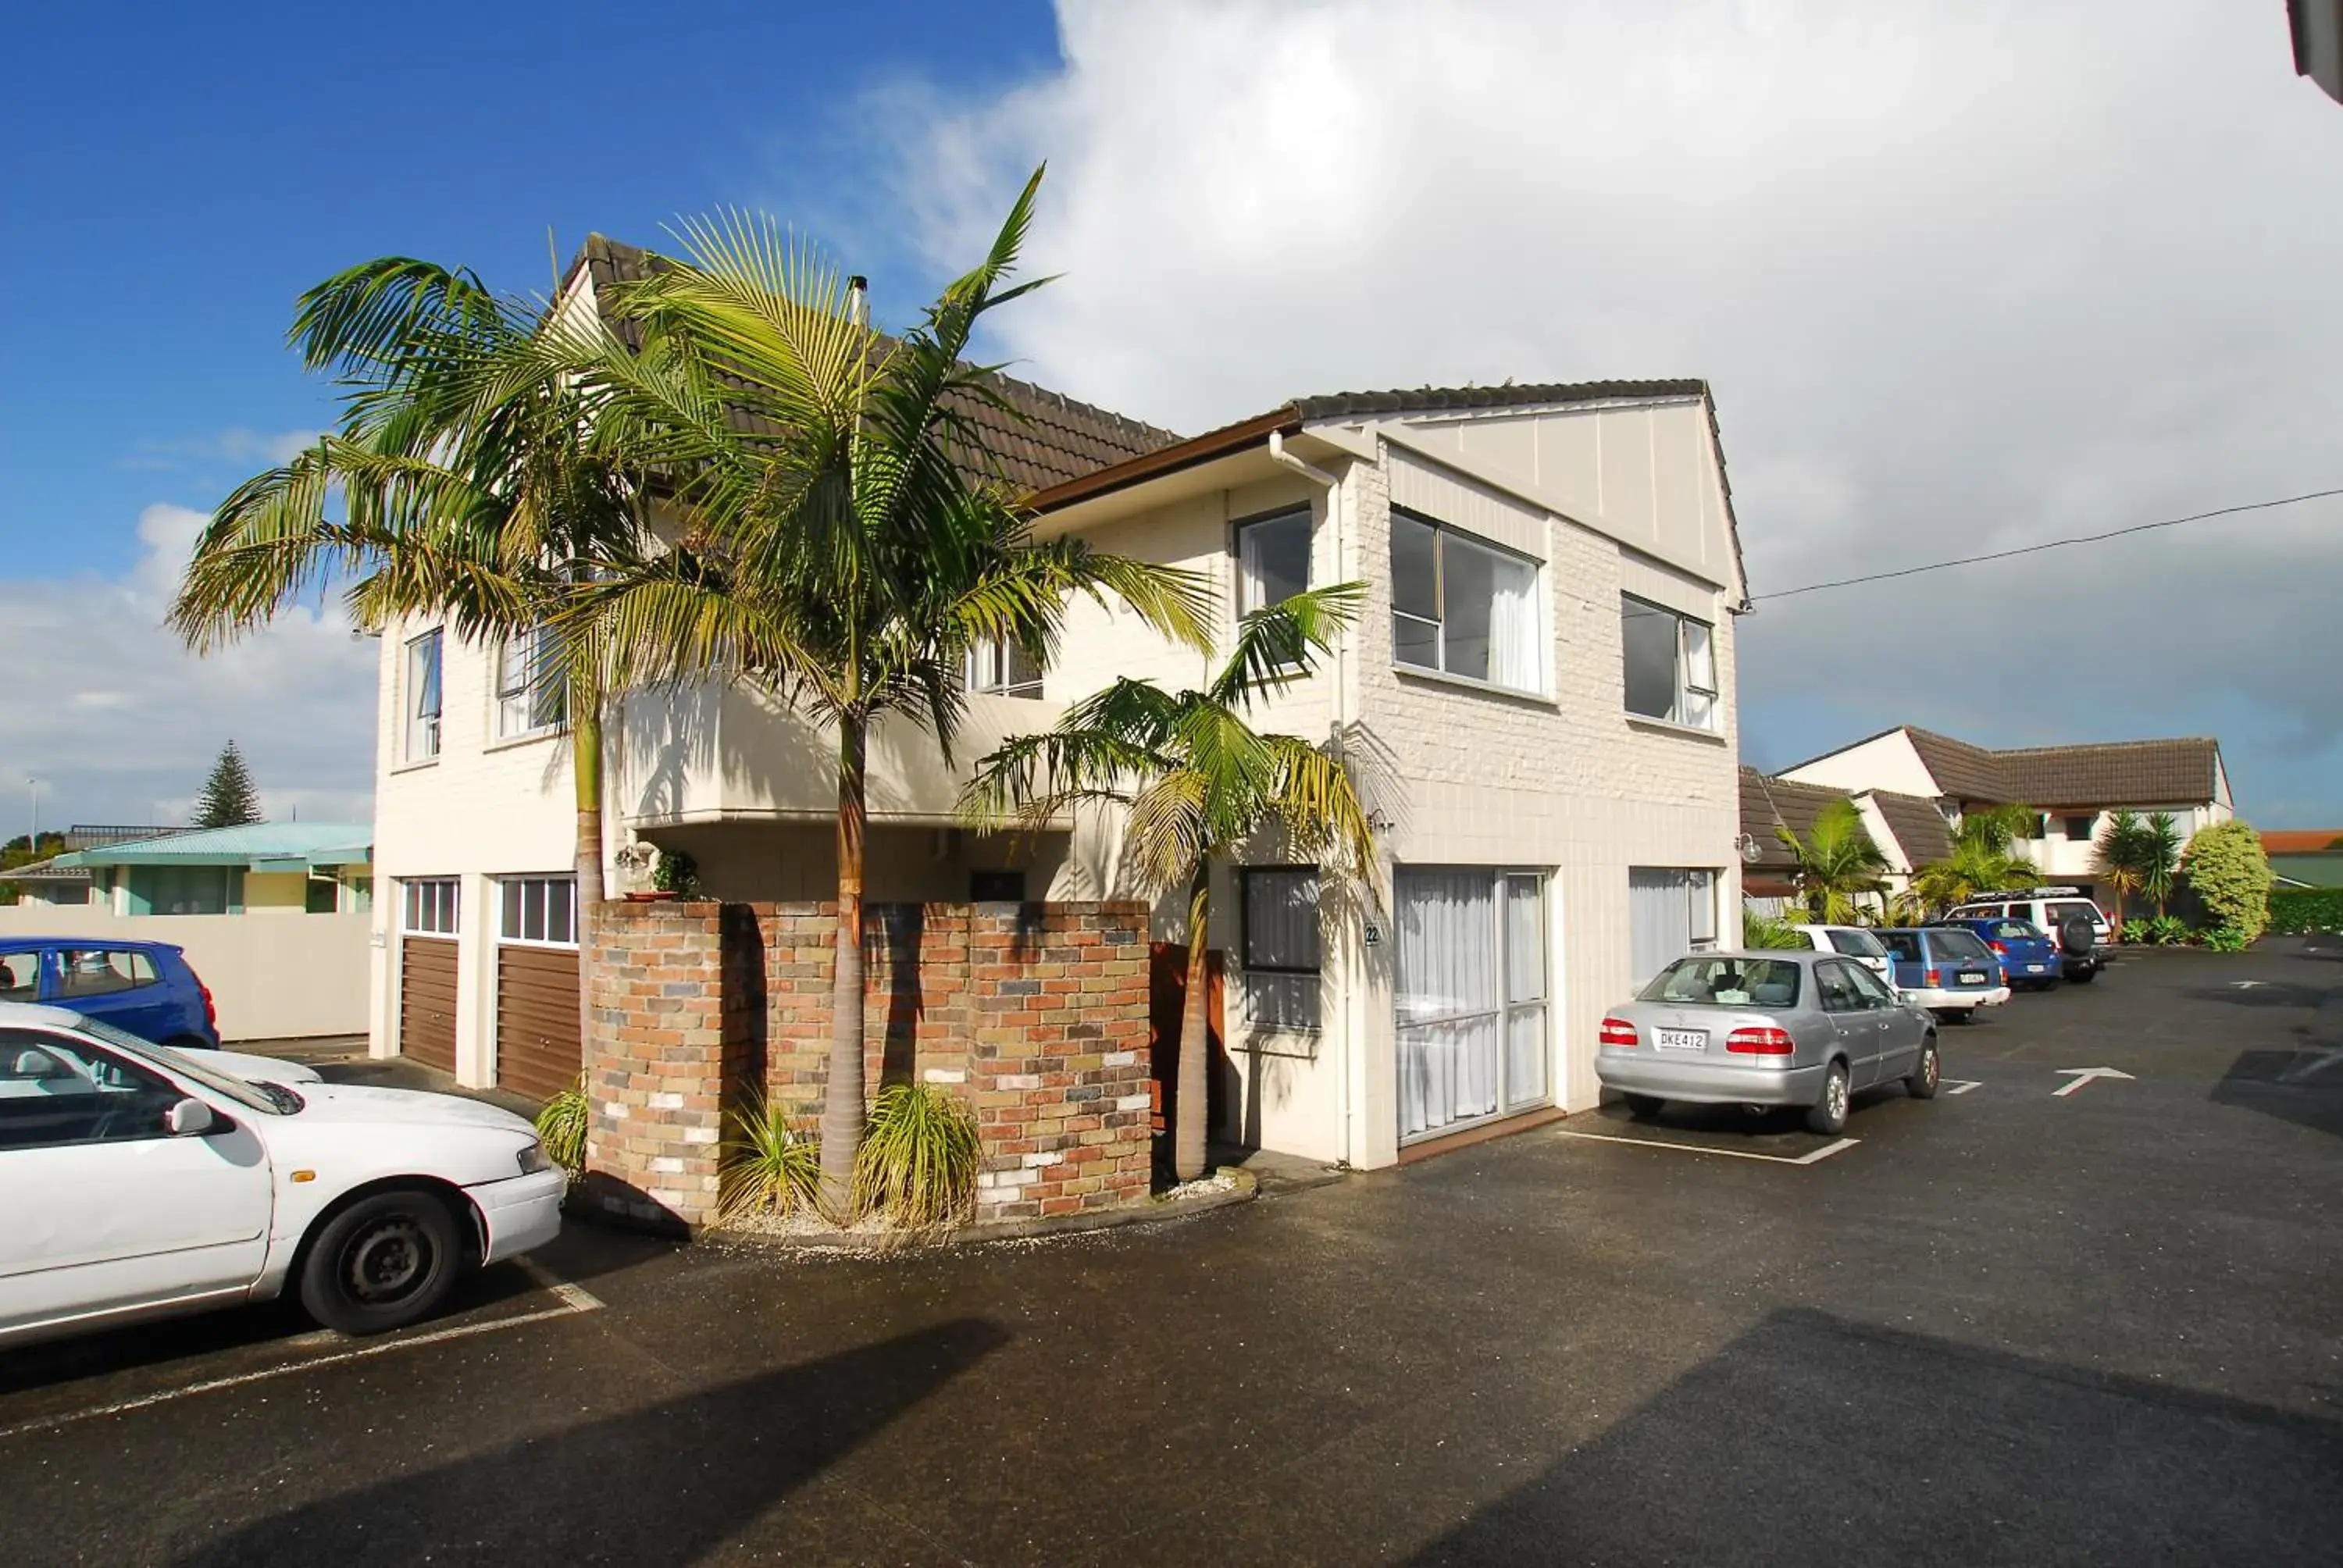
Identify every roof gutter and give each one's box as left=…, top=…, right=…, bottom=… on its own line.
left=1028, top=407, right=1300, bottom=514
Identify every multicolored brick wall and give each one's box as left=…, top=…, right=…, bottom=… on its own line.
left=581, top=899, right=1154, bottom=1231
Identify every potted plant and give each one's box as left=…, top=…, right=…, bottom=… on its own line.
left=613, top=841, right=666, bottom=902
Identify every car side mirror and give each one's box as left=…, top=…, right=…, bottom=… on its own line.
left=166, top=1097, right=216, bottom=1137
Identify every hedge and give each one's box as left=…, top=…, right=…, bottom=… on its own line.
left=2267, top=889, right=2343, bottom=935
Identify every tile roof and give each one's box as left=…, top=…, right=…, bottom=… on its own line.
left=1739, top=767, right=1858, bottom=873
left=0, top=857, right=91, bottom=885
left=1900, top=729, right=2010, bottom=803
left=1870, top=790, right=1954, bottom=867
left=575, top=236, right=1182, bottom=497
left=2262, top=829, right=2343, bottom=855
left=1793, top=726, right=2227, bottom=811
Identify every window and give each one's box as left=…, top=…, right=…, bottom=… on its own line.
left=1390, top=511, right=1542, bottom=693
left=0, top=953, right=38, bottom=1001
left=1928, top=928, right=1992, bottom=964
left=402, top=878, right=459, bottom=935
left=1842, top=961, right=1898, bottom=1008
left=306, top=876, right=341, bottom=915
left=404, top=629, right=444, bottom=761
left=969, top=870, right=1026, bottom=902
left=1628, top=868, right=1719, bottom=985
left=499, top=875, right=576, bottom=946
left=965, top=636, right=1043, bottom=698
left=1236, top=509, right=1311, bottom=615
left=55, top=949, right=158, bottom=998
left=0, top=1028, right=186, bottom=1152
left=496, top=625, right=569, bottom=739
left=1639, top=956, right=1801, bottom=1008
left=1396, top=868, right=1550, bottom=1142
left=1878, top=931, right=1922, bottom=962
left=1827, top=928, right=1889, bottom=961
left=1240, top=868, right=1321, bottom=1031
left=1621, top=597, right=1718, bottom=729
left=1816, top=960, right=1866, bottom=1014
left=2063, top=814, right=2097, bottom=841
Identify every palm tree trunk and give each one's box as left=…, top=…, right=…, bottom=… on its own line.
left=1175, top=867, right=1212, bottom=1183
left=572, top=692, right=603, bottom=1066
left=819, top=716, right=869, bottom=1213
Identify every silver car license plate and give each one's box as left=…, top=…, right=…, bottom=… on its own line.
left=1655, top=1028, right=1707, bottom=1051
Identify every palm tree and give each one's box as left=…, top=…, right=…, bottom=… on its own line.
left=961, top=586, right=1377, bottom=1181
left=540, top=169, right=1212, bottom=1207
left=171, top=256, right=647, bottom=1036
left=1910, top=805, right=2042, bottom=915
left=2093, top=808, right=2152, bottom=933
left=2141, top=811, right=2183, bottom=920
left=1776, top=799, right=1889, bottom=924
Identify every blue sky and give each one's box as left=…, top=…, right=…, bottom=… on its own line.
left=5, top=2, right=2340, bottom=833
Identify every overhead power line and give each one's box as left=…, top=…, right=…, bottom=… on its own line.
left=1753, top=486, right=2343, bottom=603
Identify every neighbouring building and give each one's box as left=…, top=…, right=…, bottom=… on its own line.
left=368, top=236, right=1752, bottom=1170
left=2265, top=829, right=2343, bottom=889
left=1775, top=726, right=2233, bottom=906
left=1738, top=766, right=1951, bottom=912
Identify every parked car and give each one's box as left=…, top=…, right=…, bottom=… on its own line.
left=1788, top=925, right=1899, bottom=990
left=1597, top=950, right=1938, bottom=1135
left=0, top=937, right=219, bottom=1048
left=0, top=1000, right=562, bottom=1348
left=1946, top=888, right=2109, bottom=983
left=1935, top=917, right=2062, bottom=991
left=1875, top=927, right=2013, bottom=1021
left=154, top=1040, right=323, bottom=1089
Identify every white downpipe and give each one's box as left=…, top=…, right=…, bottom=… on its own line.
left=1264, top=429, right=1359, bottom=1168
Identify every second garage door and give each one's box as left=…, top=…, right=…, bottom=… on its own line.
left=398, top=877, right=461, bottom=1074
left=495, top=875, right=580, bottom=1101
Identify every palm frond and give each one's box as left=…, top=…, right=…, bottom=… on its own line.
left=1211, top=583, right=1366, bottom=707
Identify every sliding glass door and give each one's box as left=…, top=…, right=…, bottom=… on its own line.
left=1396, top=868, right=1550, bottom=1144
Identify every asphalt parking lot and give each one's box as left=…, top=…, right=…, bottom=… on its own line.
left=4, top=938, right=2339, bottom=1565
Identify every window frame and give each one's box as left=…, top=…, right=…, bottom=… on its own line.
left=1239, top=865, right=1323, bottom=1034
left=1621, top=594, right=1720, bottom=730
left=494, top=624, right=571, bottom=741
left=1389, top=508, right=1545, bottom=695
left=2063, top=814, right=2098, bottom=842
left=401, top=877, right=460, bottom=937
left=403, top=627, right=444, bottom=763
left=497, top=874, right=578, bottom=949
left=1234, top=506, right=1313, bottom=618
left=963, top=636, right=1043, bottom=699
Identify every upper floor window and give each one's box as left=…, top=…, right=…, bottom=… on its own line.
left=403, top=629, right=444, bottom=761
left=496, top=625, right=569, bottom=739
left=1390, top=511, right=1541, bottom=693
left=1621, top=597, right=1717, bottom=730
left=1236, top=509, right=1311, bottom=615
left=965, top=636, right=1043, bottom=699
left=2063, top=814, right=2097, bottom=841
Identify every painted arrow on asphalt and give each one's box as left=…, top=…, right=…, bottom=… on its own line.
left=2052, top=1067, right=2136, bottom=1097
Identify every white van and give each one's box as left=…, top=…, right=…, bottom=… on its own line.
left=1945, top=887, right=2109, bottom=982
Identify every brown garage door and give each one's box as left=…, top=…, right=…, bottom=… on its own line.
left=399, top=935, right=458, bottom=1074
left=496, top=943, right=580, bottom=1101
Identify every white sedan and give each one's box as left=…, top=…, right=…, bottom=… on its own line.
left=0, top=1000, right=564, bottom=1347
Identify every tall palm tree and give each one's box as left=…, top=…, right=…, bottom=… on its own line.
left=1776, top=799, right=1890, bottom=925
left=961, top=585, right=1376, bottom=1181
left=2093, top=808, right=2152, bottom=933
left=540, top=169, right=1213, bottom=1206
left=2141, top=811, right=2183, bottom=919
left=171, top=256, right=647, bottom=1037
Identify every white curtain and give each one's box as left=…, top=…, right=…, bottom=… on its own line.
left=1629, top=868, right=1697, bottom=987
left=1503, top=875, right=1548, bottom=1108
left=1243, top=870, right=1321, bottom=1030
left=1396, top=870, right=1499, bottom=1139
left=1488, top=553, right=1541, bottom=693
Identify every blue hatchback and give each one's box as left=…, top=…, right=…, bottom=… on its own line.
left=1935, top=918, right=2062, bottom=992
left=0, top=938, right=220, bottom=1047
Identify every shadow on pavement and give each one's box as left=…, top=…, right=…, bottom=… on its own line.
left=164, top=1316, right=1011, bottom=1566
left=1404, top=1309, right=2343, bottom=1567
left=2211, top=1049, right=2343, bottom=1140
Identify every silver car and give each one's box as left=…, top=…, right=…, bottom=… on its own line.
left=1596, top=950, right=1939, bottom=1135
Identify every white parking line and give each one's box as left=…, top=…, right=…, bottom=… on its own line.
left=0, top=1276, right=602, bottom=1442
left=1557, top=1129, right=1861, bottom=1166
left=1942, top=1079, right=1984, bottom=1096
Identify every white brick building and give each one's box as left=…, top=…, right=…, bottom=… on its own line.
left=368, top=242, right=1750, bottom=1167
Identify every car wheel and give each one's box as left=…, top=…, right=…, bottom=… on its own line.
left=1906, top=1038, right=1940, bottom=1100
left=1806, top=1062, right=1850, bottom=1136
left=2069, top=968, right=2097, bottom=985
left=1623, top=1093, right=1666, bottom=1121
left=298, top=1189, right=465, bottom=1335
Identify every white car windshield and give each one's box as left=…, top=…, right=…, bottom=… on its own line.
left=1827, top=928, right=1888, bottom=960
left=72, top=1017, right=294, bottom=1115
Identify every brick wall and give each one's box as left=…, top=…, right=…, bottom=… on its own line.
left=580, top=898, right=1154, bottom=1231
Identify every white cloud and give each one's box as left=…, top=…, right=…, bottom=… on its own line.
left=120, top=428, right=322, bottom=474
left=866, top=0, right=2343, bottom=821
left=1, top=502, right=376, bottom=829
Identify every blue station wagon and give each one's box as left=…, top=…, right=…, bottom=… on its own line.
left=0, top=939, right=219, bottom=1049
left=1874, top=927, right=2011, bottom=1022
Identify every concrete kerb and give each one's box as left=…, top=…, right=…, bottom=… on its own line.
left=681, top=1167, right=1261, bottom=1256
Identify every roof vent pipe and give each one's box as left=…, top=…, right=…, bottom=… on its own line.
left=847, top=275, right=869, bottom=329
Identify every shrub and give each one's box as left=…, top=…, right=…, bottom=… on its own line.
left=2182, top=820, right=2273, bottom=943
left=854, top=1082, right=981, bottom=1231
left=1742, top=906, right=1806, bottom=949
left=2138, top=914, right=2190, bottom=947
left=654, top=849, right=703, bottom=899
left=2267, top=889, right=2343, bottom=935
left=2201, top=925, right=2250, bottom=953
left=534, top=1075, right=590, bottom=1177
left=717, top=1087, right=822, bottom=1223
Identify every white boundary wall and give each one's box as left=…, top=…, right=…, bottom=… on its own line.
left=0, top=907, right=370, bottom=1041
